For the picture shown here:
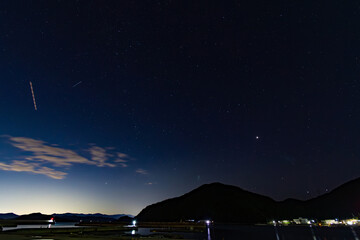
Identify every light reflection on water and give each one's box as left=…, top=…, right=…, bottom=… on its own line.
left=274, top=222, right=280, bottom=240
left=351, top=227, right=360, bottom=240
left=2, top=222, right=77, bottom=231
left=309, top=225, right=317, bottom=240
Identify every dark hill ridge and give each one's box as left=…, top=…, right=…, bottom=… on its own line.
left=0, top=213, right=18, bottom=220
left=137, top=182, right=277, bottom=223
left=306, top=177, right=360, bottom=219
left=0, top=213, right=132, bottom=222
left=53, top=213, right=129, bottom=222
left=137, top=178, right=360, bottom=223
left=53, top=213, right=127, bottom=219
left=15, top=213, right=53, bottom=220
left=117, top=215, right=134, bottom=223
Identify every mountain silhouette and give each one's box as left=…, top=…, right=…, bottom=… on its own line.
left=15, top=213, right=52, bottom=220
left=0, top=213, right=131, bottom=222
left=0, top=213, right=18, bottom=220
left=137, top=178, right=360, bottom=223
left=137, top=182, right=277, bottom=223
left=53, top=213, right=128, bottom=222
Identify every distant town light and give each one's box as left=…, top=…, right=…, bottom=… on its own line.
left=132, top=220, right=137, bottom=226
left=346, top=219, right=359, bottom=226
left=206, top=220, right=210, bottom=225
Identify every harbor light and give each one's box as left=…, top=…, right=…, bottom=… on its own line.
left=132, top=220, right=137, bottom=227
left=346, top=219, right=359, bottom=226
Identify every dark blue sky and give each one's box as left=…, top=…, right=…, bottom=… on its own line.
left=1, top=1, right=360, bottom=215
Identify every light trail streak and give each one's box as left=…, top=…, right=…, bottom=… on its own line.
left=29, top=81, right=37, bottom=110
left=72, top=81, right=82, bottom=88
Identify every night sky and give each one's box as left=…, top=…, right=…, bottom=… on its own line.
left=1, top=1, right=360, bottom=215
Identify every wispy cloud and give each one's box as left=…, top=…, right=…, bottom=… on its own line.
left=145, top=182, right=156, bottom=185
left=10, top=137, right=93, bottom=167
left=0, top=136, right=136, bottom=179
left=136, top=168, right=148, bottom=175
left=117, top=152, right=129, bottom=158
left=114, top=159, right=127, bottom=163
left=114, top=152, right=130, bottom=167
left=88, top=146, right=115, bottom=167
left=119, top=163, right=128, bottom=168
left=0, top=160, right=67, bottom=179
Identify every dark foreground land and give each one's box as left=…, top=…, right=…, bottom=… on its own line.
left=0, top=223, right=205, bottom=240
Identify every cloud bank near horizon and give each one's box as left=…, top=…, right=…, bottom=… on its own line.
left=0, top=136, right=145, bottom=179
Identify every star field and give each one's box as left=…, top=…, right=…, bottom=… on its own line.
left=1, top=0, right=360, bottom=215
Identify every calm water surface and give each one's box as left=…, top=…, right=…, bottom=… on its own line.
left=207, top=225, right=360, bottom=240
left=135, top=225, right=360, bottom=240
left=2, top=222, right=77, bottom=231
